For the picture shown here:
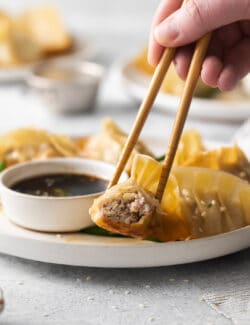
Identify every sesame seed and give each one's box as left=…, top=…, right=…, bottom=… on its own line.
left=56, top=234, right=62, bottom=239
left=239, top=171, right=246, bottom=178
left=125, top=290, right=131, bottom=295
left=200, top=200, right=205, bottom=205
left=220, top=206, right=226, bottom=212
left=87, top=297, right=94, bottom=301
left=145, top=285, right=151, bottom=289
left=111, top=305, right=118, bottom=310
left=182, top=188, right=189, bottom=197
left=211, top=200, right=216, bottom=206
left=139, top=303, right=147, bottom=308
left=201, top=211, right=206, bottom=217
left=148, top=316, right=155, bottom=322
left=183, top=279, right=189, bottom=283
left=198, top=227, right=204, bottom=233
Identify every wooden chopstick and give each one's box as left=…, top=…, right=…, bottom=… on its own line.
left=108, top=0, right=188, bottom=189
left=156, top=32, right=212, bottom=201
left=108, top=0, right=211, bottom=194
left=108, top=47, right=176, bottom=188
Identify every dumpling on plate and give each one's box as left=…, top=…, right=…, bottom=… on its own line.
left=0, top=6, right=73, bottom=66
left=133, top=154, right=250, bottom=238
left=163, top=130, right=250, bottom=182
left=0, top=11, right=21, bottom=66
left=0, top=128, right=78, bottom=168
left=183, top=145, right=250, bottom=182
left=12, top=5, right=73, bottom=56
left=0, top=10, right=42, bottom=65
left=173, top=129, right=205, bottom=166
left=77, top=118, right=154, bottom=173
left=90, top=179, right=190, bottom=242
left=90, top=154, right=250, bottom=241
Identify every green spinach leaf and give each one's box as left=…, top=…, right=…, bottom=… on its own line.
left=0, top=160, right=6, bottom=172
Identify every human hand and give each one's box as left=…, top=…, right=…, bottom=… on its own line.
left=148, top=0, right=250, bottom=91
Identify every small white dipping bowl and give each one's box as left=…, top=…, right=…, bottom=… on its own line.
left=27, top=59, right=104, bottom=114
left=0, top=158, right=127, bottom=232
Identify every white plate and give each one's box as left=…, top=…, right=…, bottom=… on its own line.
left=0, top=213, right=249, bottom=268
left=120, top=62, right=250, bottom=122
left=0, top=137, right=249, bottom=268
left=0, top=37, right=94, bottom=83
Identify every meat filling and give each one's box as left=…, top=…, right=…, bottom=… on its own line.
left=101, top=191, right=155, bottom=225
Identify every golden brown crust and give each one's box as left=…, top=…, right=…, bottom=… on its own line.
left=90, top=180, right=190, bottom=242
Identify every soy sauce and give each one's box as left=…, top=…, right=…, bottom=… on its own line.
left=11, top=174, right=108, bottom=197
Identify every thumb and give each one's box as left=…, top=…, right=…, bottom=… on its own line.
left=154, top=0, right=249, bottom=47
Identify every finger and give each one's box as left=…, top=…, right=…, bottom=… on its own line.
left=201, top=56, right=223, bottom=88
left=216, top=23, right=242, bottom=50
left=154, top=0, right=249, bottom=48
left=174, top=45, right=193, bottom=80
left=148, top=38, right=164, bottom=67
left=200, top=32, right=223, bottom=87
left=148, top=0, right=183, bottom=66
left=174, top=31, right=223, bottom=84
left=218, top=38, right=250, bottom=91
left=217, top=66, right=238, bottom=91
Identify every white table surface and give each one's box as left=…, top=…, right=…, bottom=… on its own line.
left=0, top=1, right=249, bottom=324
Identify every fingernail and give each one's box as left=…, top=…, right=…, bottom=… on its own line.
left=154, top=19, right=179, bottom=44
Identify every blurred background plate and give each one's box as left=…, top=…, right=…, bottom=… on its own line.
left=120, top=62, right=250, bottom=122
left=0, top=36, right=94, bottom=83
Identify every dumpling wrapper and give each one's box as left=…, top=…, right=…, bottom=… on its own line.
left=183, top=145, right=250, bottom=182
left=132, top=154, right=250, bottom=239
left=77, top=118, right=154, bottom=173
left=0, top=128, right=78, bottom=167
left=90, top=179, right=190, bottom=242
left=90, top=154, right=250, bottom=241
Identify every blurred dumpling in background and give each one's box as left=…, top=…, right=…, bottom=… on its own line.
left=12, top=6, right=73, bottom=56
left=0, top=6, right=73, bottom=67
left=77, top=118, right=154, bottom=173
left=0, top=11, right=20, bottom=66
left=132, top=48, right=217, bottom=98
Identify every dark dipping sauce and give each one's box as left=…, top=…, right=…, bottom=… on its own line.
left=11, top=174, right=109, bottom=197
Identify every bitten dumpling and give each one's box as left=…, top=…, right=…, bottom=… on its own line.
left=90, top=154, right=250, bottom=241
left=90, top=179, right=190, bottom=242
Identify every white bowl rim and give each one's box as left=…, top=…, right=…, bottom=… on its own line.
left=0, top=157, right=127, bottom=201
